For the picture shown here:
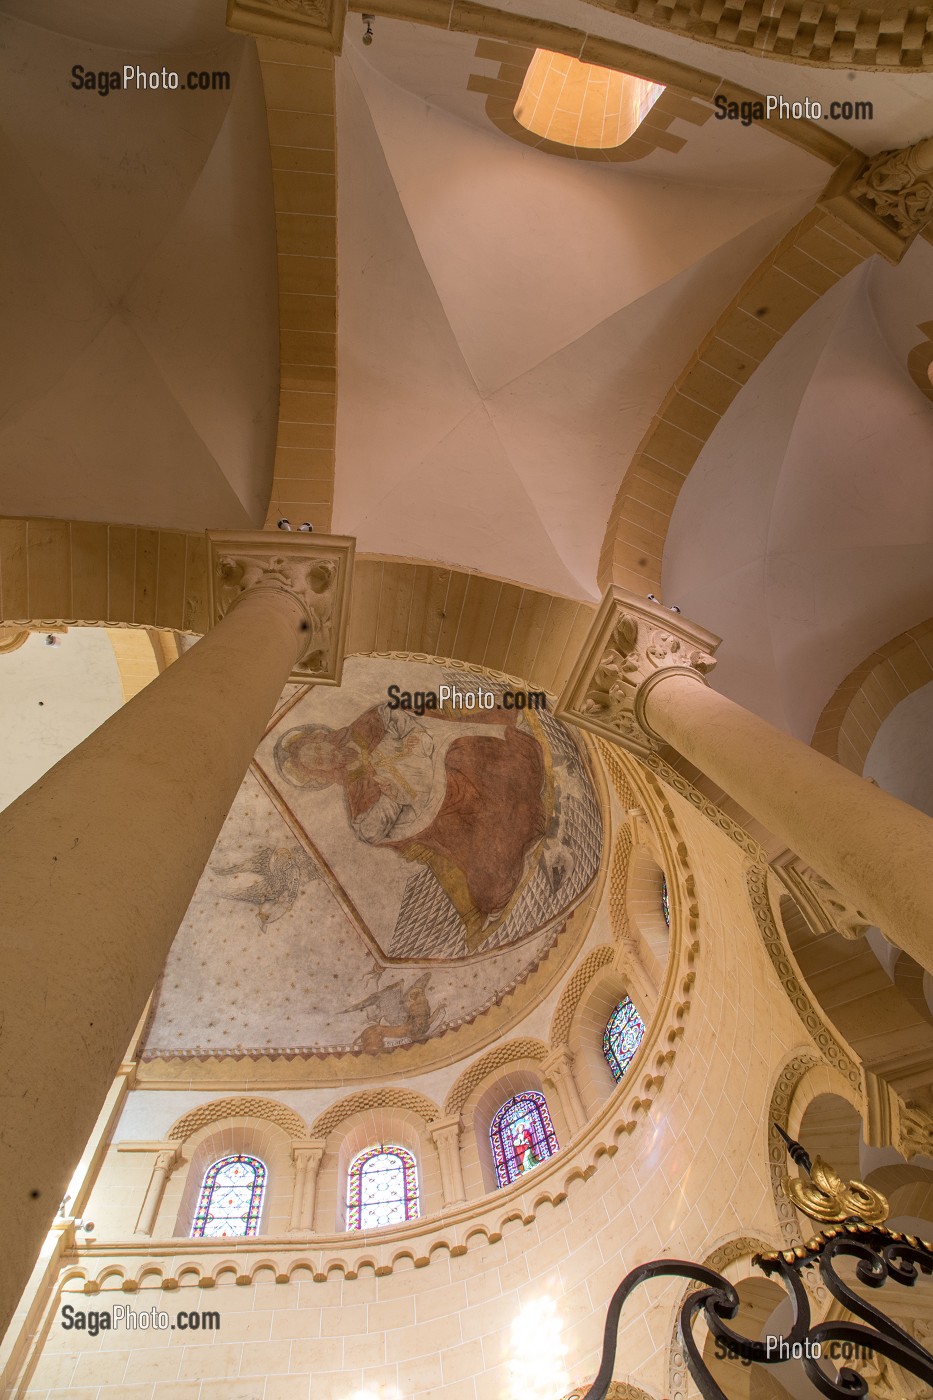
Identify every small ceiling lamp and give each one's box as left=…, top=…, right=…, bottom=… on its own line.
left=514, top=50, right=664, bottom=151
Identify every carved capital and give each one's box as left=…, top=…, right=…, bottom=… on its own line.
left=541, top=1045, right=576, bottom=1085
left=821, top=136, right=933, bottom=262
left=558, top=587, right=719, bottom=754
left=290, top=1138, right=327, bottom=1166
left=898, top=1100, right=933, bottom=1162
left=207, top=531, right=354, bottom=684
left=226, top=0, right=348, bottom=52
left=427, top=1115, right=462, bottom=1148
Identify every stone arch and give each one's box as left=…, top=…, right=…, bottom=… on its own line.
left=443, top=1038, right=549, bottom=1118
left=167, top=1096, right=309, bottom=1144
left=811, top=616, right=933, bottom=773
left=564, top=959, right=649, bottom=1120
left=549, top=945, right=615, bottom=1049
left=311, top=1088, right=440, bottom=1140
left=165, top=1117, right=293, bottom=1239
left=314, top=1102, right=443, bottom=1235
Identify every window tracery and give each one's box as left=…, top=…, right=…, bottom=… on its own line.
left=191, top=1154, right=266, bottom=1238
left=602, top=997, right=646, bottom=1083
left=490, top=1091, right=559, bottom=1188
left=346, top=1144, right=420, bottom=1230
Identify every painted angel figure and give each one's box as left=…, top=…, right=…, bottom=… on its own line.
left=514, top=1126, right=540, bottom=1173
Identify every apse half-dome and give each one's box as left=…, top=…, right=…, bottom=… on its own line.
left=143, top=657, right=603, bottom=1065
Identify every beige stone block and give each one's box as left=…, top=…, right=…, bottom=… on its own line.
left=151, top=1383, right=201, bottom=1400
left=397, top=1352, right=443, bottom=1392
left=270, top=1307, right=322, bottom=1341
left=177, top=1343, right=244, bottom=1380
left=197, top=1380, right=265, bottom=1400
left=414, top=1279, right=467, bottom=1323
left=679, top=360, right=743, bottom=416
left=276, top=214, right=337, bottom=260
left=320, top=1302, right=365, bottom=1336
left=72, top=1350, right=130, bottom=1386
left=777, top=244, right=840, bottom=295
left=123, top=1347, right=184, bottom=1383
left=278, top=298, right=337, bottom=337
left=273, top=171, right=337, bottom=219
left=264, top=1376, right=312, bottom=1400
left=271, top=145, right=336, bottom=176
left=238, top=1339, right=292, bottom=1376
left=441, top=1337, right=485, bottom=1384
left=30, top=1352, right=80, bottom=1389
left=641, top=420, right=705, bottom=473
left=338, top=1329, right=385, bottom=1367
left=309, top=1372, right=363, bottom=1400
left=261, top=62, right=335, bottom=116
left=289, top=1337, right=344, bottom=1371
left=662, top=392, right=720, bottom=440
left=717, top=308, right=782, bottom=361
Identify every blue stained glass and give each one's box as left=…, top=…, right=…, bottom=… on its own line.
left=603, top=996, right=646, bottom=1083
left=489, top=1091, right=558, bottom=1188
left=661, top=873, right=670, bottom=927
left=191, top=1154, right=266, bottom=1238
left=347, top=1145, right=419, bottom=1230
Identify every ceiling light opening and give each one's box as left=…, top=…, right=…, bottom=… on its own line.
left=514, top=50, right=665, bottom=151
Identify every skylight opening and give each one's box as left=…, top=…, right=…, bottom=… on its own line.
left=513, top=50, right=665, bottom=151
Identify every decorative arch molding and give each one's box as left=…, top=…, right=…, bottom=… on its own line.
left=667, top=1234, right=787, bottom=1400
left=167, top=1097, right=309, bottom=1145
left=598, top=207, right=876, bottom=595
left=549, top=946, right=615, bottom=1047
left=811, top=615, right=933, bottom=773
left=311, top=1089, right=441, bottom=1139
left=444, top=1038, right=549, bottom=1118
left=768, top=1048, right=830, bottom=1248
left=578, top=0, right=933, bottom=71
left=746, top=866, right=863, bottom=1095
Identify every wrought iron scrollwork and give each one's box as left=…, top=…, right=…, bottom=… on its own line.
left=580, top=1118, right=933, bottom=1400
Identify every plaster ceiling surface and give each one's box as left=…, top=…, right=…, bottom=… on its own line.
left=0, top=628, right=121, bottom=813
left=332, top=26, right=825, bottom=598
left=864, top=681, right=933, bottom=820
left=662, top=236, right=933, bottom=742
left=143, top=656, right=602, bottom=1060
left=493, top=0, right=933, bottom=149
left=0, top=2, right=278, bottom=531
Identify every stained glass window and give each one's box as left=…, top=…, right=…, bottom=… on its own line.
left=603, top=996, right=646, bottom=1083
left=661, top=873, right=670, bottom=927
left=191, top=1154, right=266, bottom=1238
left=346, top=1145, right=419, bottom=1231
left=490, top=1091, right=559, bottom=1188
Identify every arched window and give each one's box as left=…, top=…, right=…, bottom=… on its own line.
left=661, top=872, right=670, bottom=927
left=346, top=1145, right=419, bottom=1231
left=191, top=1154, right=266, bottom=1238
left=603, top=996, right=646, bottom=1083
left=490, top=1091, right=559, bottom=1188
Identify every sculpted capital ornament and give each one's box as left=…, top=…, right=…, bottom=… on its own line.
left=207, top=531, right=354, bottom=685
left=821, top=135, right=933, bottom=262
left=558, top=587, right=720, bottom=755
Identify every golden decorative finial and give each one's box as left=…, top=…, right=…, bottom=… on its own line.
left=775, top=1124, right=889, bottom=1226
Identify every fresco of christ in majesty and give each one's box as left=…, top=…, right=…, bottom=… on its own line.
left=273, top=703, right=548, bottom=950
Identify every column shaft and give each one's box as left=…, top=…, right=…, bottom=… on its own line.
left=135, top=1151, right=176, bottom=1237
left=0, top=587, right=306, bottom=1333
left=643, top=674, right=933, bottom=975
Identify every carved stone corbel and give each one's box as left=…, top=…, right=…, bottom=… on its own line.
left=821, top=135, right=933, bottom=263
left=558, top=587, right=720, bottom=755
left=773, top=857, right=871, bottom=942
left=207, top=531, right=354, bottom=684
left=897, top=1099, right=933, bottom=1162
left=226, top=0, right=348, bottom=52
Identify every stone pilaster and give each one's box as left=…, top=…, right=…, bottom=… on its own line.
left=542, top=1046, right=587, bottom=1138
left=134, top=1146, right=180, bottom=1238
left=288, top=1140, right=326, bottom=1233
left=428, top=1116, right=466, bottom=1207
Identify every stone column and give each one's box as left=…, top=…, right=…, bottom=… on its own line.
left=542, top=1046, right=587, bottom=1137
left=0, top=531, right=353, bottom=1335
left=560, top=587, right=933, bottom=979
left=429, top=1116, right=466, bottom=1206
left=134, top=1147, right=180, bottom=1237
left=289, top=1140, right=326, bottom=1233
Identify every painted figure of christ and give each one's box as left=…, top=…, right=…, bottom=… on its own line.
left=274, top=703, right=547, bottom=949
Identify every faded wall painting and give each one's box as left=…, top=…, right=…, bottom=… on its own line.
left=144, top=658, right=602, bottom=1059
